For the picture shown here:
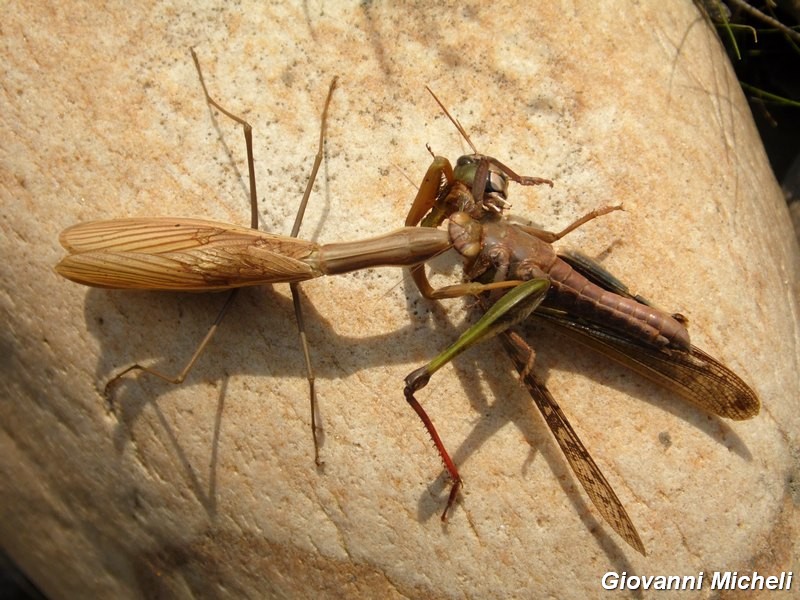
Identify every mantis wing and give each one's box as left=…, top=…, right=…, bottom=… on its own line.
left=56, top=217, right=319, bottom=290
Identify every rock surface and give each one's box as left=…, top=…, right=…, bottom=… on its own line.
left=2, top=1, right=798, bottom=598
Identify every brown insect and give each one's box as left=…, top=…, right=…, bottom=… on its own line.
left=55, top=50, right=449, bottom=464
left=399, top=90, right=759, bottom=554
left=55, top=53, right=759, bottom=555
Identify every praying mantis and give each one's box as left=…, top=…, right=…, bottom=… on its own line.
left=56, top=50, right=450, bottom=466
left=55, top=50, right=760, bottom=556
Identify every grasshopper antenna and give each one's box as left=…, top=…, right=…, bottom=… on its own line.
left=425, top=87, right=478, bottom=154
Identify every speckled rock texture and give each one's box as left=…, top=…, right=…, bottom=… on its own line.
left=2, top=2, right=798, bottom=598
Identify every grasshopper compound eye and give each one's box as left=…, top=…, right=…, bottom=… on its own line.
left=454, top=154, right=509, bottom=199
left=453, top=154, right=510, bottom=215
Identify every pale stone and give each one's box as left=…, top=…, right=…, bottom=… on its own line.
left=2, top=1, right=798, bottom=598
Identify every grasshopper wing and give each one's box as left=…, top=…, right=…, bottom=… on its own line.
left=501, top=330, right=646, bottom=555
left=536, top=311, right=760, bottom=420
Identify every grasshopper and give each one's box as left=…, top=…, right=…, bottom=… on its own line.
left=400, top=90, right=759, bottom=554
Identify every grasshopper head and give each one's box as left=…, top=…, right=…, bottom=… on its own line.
left=453, top=154, right=511, bottom=217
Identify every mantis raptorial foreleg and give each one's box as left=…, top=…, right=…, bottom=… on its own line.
left=404, top=152, right=553, bottom=300
left=404, top=156, right=454, bottom=229
left=105, top=49, right=336, bottom=465
left=404, top=151, right=621, bottom=301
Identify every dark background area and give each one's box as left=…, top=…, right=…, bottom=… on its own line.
left=711, top=0, right=800, bottom=231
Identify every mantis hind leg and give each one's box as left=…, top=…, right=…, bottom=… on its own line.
left=106, top=50, right=258, bottom=411
left=286, top=78, right=337, bottom=465
left=108, top=49, right=337, bottom=467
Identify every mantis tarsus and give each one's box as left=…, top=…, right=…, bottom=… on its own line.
left=55, top=52, right=759, bottom=556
